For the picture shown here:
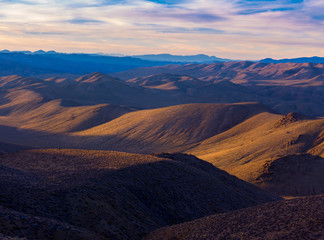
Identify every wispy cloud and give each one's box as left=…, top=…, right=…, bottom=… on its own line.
left=68, top=18, right=105, bottom=24
left=0, top=0, right=323, bottom=59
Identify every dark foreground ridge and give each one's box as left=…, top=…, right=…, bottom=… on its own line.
left=145, top=195, right=324, bottom=240
left=0, top=149, right=280, bottom=240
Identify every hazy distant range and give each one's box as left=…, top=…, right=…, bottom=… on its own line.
left=0, top=50, right=229, bottom=77
left=1, top=50, right=324, bottom=77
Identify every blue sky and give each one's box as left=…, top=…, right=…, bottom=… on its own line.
left=0, top=0, right=323, bottom=59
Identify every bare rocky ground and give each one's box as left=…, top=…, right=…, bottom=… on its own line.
left=0, top=149, right=279, bottom=240
left=145, top=195, right=324, bottom=240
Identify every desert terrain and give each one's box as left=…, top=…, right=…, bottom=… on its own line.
left=0, top=59, right=323, bottom=239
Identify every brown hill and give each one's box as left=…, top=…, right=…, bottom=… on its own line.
left=72, top=102, right=270, bottom=153
left=2, top=68, right=324, bottom=121
left=0, top=74, right=143, bottom=133
left=0, top=91, right=323, bottom=198
left=127, top=73, right=202, bottom=90
left=145, top=195, right=324, bottom=240
left=112, top=62, right=324, bottom=116
left=0, top=90, right=134, bottom=133
left=113, top=61, right=324, bottom=86
left=64, top=72, right=176, bottom=108
left=0, top=149, right=279, bottom=240
left=188, top=112, right=324, bottom=196
left=127, top=73, right=259, bottom=104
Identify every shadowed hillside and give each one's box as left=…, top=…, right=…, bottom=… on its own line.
left=0, top=141, right=32, bottom=154
left=145, top=195, right=324, bottom=240
left=0, top=150, right=279, bottom=240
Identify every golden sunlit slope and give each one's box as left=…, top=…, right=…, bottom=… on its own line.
left=0, top=149, right=279, bottom=240
left=188, top=112, right=324, bottom=196
left=73, top=102, right=270, bottom=153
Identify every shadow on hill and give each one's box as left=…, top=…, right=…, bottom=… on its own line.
left=0, top=150, right=280, bottom=240
left=145, top=195, right=324, bottom=240
left=0, top=123, right=154, bottom=153
left=256, top=153, right=324, bottom=196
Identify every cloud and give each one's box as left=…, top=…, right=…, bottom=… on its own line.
left=0, top=0, right=323, bottom=59
left=68, top=18, right=105, bottom=24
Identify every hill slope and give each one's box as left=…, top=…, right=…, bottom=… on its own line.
left=113, top=61, right=324, bottom=85
left=145, top=195, right=324, bottom=240
left=113, top=62, right=324, bottom=116
left=72, top=102, right=270, bottom=153
left=0, top=150, right=280, bottom=240
left=0, top=77, right=135, bottom=133
left=188, top=112, right=324, bottom=196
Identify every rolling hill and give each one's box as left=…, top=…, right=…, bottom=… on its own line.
left=0, top=66, right=323, bottom=198
left=0, top=75, right=136, bottom=133
left=188, top=111, right=324, bottom=196
left=72, top=102, right=270, bottom=153
left=113, top=61, right=324, bottom=85
left=0, top=149, right=279, bottom=240
left=1, top=53, right=324, bottom=239
left=145, top=195, right=324, bottom=240
left=112, top=62, right=324, bottom=116
left=0, top=86, right=323, bottom=198
left=127, top=73, right=202, bottom=90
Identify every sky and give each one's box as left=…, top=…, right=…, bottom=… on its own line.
left=0, top=0, right=323, bottom=59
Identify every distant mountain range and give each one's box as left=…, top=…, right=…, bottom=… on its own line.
left=0, top=50, right=175, bottom=77
left=131, top=54, right=233, bottom=63
left=2, top=50, right=324, bottom=78
left=0, top=50, right=238, bottom=77
left=260, top=56, right=324, bottom=63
